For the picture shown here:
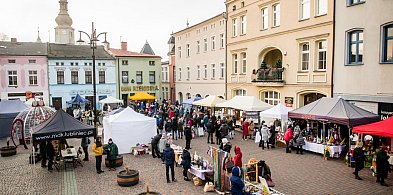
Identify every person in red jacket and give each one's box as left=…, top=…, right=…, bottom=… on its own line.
left=284, top=125, right=293, bottom=153
left=242, top=119, right=249, bottom=140
left=234, top=146, right=243, bottom=168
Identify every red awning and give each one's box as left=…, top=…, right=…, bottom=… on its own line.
left=353, top=117, right=393, bottom=137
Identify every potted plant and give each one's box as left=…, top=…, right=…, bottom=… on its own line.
left=0, top=140, right=17, bottom=157
left=117, top=167, right=139, bottom=187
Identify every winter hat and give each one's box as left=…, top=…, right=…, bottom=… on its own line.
left=222, top=138, right=229, bottom=144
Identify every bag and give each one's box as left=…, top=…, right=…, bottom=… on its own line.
left=203, top=182, right=214, bottom=192
left=193, top=177, right=203, bottom=186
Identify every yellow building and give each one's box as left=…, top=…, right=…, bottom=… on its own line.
left=225, top=0, right=333, bottom=108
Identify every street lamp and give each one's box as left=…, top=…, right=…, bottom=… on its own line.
left=77, top=22, right=108, bottom=129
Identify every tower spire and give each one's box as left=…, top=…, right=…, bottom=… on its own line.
left=55, top=0, right=74, bottom=44
left=36, top=27, right=42, bottom=43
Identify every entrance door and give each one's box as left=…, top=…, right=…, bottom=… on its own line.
left=52, top=97, right=62, bottom=110
left=304, top=93, right=326, bottom=106
left=122, top=94, right=128, bottom=107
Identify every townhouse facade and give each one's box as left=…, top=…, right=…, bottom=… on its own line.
left=225, top=0, right=333, bottom=108
left=174, top=14, right=227, bottom=102
left=161, top=61, right=170, bottom=101
left=333, top=0, right=393, bottom=120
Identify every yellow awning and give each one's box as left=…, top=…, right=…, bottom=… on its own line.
left=129, top=92, right=156, bottom=101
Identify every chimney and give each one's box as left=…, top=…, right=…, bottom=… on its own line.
left=11, top=38, right=17, bottom=43
left=121, top=42, right=127, bottom=51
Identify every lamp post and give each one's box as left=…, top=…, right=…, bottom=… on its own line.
left=77, top=22, right=108, bottom=129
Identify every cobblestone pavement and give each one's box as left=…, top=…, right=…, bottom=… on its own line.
left=1, top=132, right=393, bottom=195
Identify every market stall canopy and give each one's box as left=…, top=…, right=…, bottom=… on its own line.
left=215, top=96, right=273, bottom=111
left=182, top=96, right=203, bottom=105
left=192, top=95, right=226, bottom=107
left=103, top=107, right=156, bottom=154
left=99, top=96, right=123, bottom=104
left=32, top=109, right=96, bottom=141
left=66, top=94, right=89, bottom=104
left=260, top=103, right=293, bottom=119
left=0, top=99, right=28, bottom=138
left=288, top=97, right=380, bottom=126
left=353, top=117, right=393, bottom=137
left=129, top=92, right=156, bottom=101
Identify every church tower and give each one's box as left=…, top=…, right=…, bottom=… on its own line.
left=55, top=0, right=74, bottom=44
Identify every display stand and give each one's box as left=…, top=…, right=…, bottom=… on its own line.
left=244, top=162, right=259, bottom=184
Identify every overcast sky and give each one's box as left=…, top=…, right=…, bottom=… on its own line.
left=0, top=0, right=225, bottom=60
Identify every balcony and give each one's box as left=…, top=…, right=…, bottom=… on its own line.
left=251, top=67, right=285, bottom=87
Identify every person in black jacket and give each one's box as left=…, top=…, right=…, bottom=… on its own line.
left=376, top=146, right=390, bottom=186
left=184, top=124, right=192, bottom=150
left=181, top=148, right=192, bottom=181
left=219, top=123, right=229, bottom=139
left=151, top=134, right=162, bottom=158
left=162, top=143, right=177, bottom=183
left=206, top=119, right=215, bottom=144
left=39, top=141, right=47, bottom=168
left=353, top=142, right=365, bottom=180
left=46, top=140, right=55, bottom=172
left=219, top=138, right=232, bottom=153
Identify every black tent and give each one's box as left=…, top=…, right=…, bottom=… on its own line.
left=0, top=100, right=28, bottom=138
left=32, top=109, right=96, bottom=141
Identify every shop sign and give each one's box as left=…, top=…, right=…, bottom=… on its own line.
left=70, top=89, right=113, bottom=95
left=378, top=102, right=393, bottom=120
left=121, top=86, right=159, bottom=92
left=285, top=97, right=294, bottom=107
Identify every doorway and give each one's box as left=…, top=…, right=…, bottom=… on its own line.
left=52, top=97, right=62, bottom=110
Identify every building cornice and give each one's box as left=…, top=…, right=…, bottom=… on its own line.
left=230, top=10, right=248, bottom=18
left=258, top=0, right=280, bottom=8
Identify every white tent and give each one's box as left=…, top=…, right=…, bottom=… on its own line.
left=192, top=95, right=226, bottom=107
left=103, top=107, right=156, bottom=154
left=260, top=104, right=293, bottom=131
left=99, top=96, right=123, bottom=104
left=216, top=96, right=272, bottom=111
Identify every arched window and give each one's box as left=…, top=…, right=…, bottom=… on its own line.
left=260, top=91, right=280, bottom=105
left=233, top=89, right=246, bottom=96
left=186, top=93, right=191, bottom=99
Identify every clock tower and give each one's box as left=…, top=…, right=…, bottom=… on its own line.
left=54, top=0, right=74, bottom=44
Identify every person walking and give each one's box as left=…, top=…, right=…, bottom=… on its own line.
left=376, top=146, right=390, bottom=186
left=206, top=119, right=215, bottom=144
left=184, top=124, right=192, bottom=150
left=259, top=124, right=270, bottom=150
left=181, top=148, right=192, bottom=181
left=284, top=126, right=293, bottom=153
left=81, top=137, right=89, bottom=161
left=234, top=146, right=243, bottom=168
left=46, top=140, right=55, bottom=172
left=92, top=137, right=104, bottom=174
left=104, top=138, right=119, bottom=171
left=295, top=131, right=305, bottom=154
left=151, top=134, right=162, bottom=158
left=353, top=141, right=365, bottom=180
left=230, top=166, right=245, bottom=195
left=162, top=143, right=177, bottom=183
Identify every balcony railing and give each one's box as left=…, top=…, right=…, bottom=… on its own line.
left=252, top=68, right=284, bottom=82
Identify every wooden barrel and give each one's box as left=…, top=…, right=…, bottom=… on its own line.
left=117, top=170, right=139, bottom=187
left=105, top=155, right=123, bottom=167
left=0, top=146, right=17, bottom=157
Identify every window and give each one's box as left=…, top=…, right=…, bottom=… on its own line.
left=315, top=0, right=327, bottom=16
left=84, top=63, right=88, bottom=66
left=187, top=66, right=190, bottom=80
left=241, top=16, right=247, bottom=35
left=101, top=63, right=104, bottom=66
left=186, top=44, right=190, bottom=57
left=197, top=41, right=200, bottom=53
left=348, top=0, right=365, bottom=6
left=204, top=39, right=208, bottom=52
left=85, top=71, right=92, bottom=84
left=241, top=53, right=247, bottom=74
left=99, top=71, right=105, bottom=84
left=261, top=8, right=269, bottom=30
left=204, top=65, right=208, bottom=79
left=220, top=34, right=225, bottom=48
left=8, top=70, right=17, bottom=86
left=56, top=62, right=60, bottom=66
left=122, top=60, right=128, bottom=65
left=220, top=63, right=225, bottom=79
left=211, top=36, right=216, bottom=50
left=136, top=71, right=143, bottom=84
left=273, top=4, right=280, bottom=27
left=233, top=89, right=246, bottom=96
left=71, top=71, right=78, bottom=84
left=382, top=24, right=393, bottom=63
left=71, top=62, right=74, bottom=66
left=300, top=0, right=310, bottom=20
left=76, top=62, right=79, bottom=66
left=28, top=59, right=36, bottom=64
left=241, top=1, right=245, bottom=7
left=197, top=65, right=201, bottom=79
left=301, top=43, right=310, bottom=71
left=149, top=61, right=155, bottom=65
left=232, top=18, right=238, bottom=37
left=122, top=71, right=129, bottom=83
left=61, top=62, right=64, bottom=66
left=211, top=64, right=216, bottom=79
left=178, top=47, right=182, bottom=58
left=162, top=67, right=168, bottom=82
left=57, top=71, right=64, bottom=84
left=348, top=30, right=364, bottom=64
left=8, top=59, right=16, bottom=63
left=28, top=70, right=38, bottom=85
left=149, top=71, right=155, bottom=83
left=89, top=63, right=92, bottom=66
left=317, top=40, right=327, bottom=70
left=233, top=54, right=238, bottom=74
left=178, top=68, right=182, bottom=81
left=262, top=91, right=280, bottom=105
left=174, top=69, right=176, bottom=81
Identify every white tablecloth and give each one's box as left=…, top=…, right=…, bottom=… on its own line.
left=189, top=166, right=213, bottom=180
left=61, top=148, right=77, bottom=158
left=388, top=154, right=393, bottom=166
left=303, top=142, right=344, bottom=158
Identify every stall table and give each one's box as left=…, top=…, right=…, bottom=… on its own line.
left=189, top=166, right=213, bottom=180
left=303, top=141, right=344, bottom=158
left=60, top=148, right=82, bottom=168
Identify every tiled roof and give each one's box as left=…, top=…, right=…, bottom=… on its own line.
left=109, top=48, right=161, bottom=58
left=0, top=41, right=47, bottom=56
left=48, top=43, right=114, bottom=59
left=140, top=41, right=155, bottom=55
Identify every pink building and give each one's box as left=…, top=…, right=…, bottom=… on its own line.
left=0, top=40, right=49, bottom=104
